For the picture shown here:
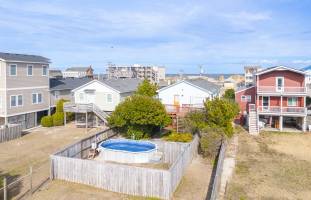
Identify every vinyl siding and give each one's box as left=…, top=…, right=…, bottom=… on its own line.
left=258, top=70, right=305, bottom=87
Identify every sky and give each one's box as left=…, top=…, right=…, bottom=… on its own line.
left=0, top=0, right=311, bottom=74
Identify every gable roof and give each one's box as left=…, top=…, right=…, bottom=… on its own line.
left=255, top=66, right=305, bottom=76
left=65, top=66, right=92, bottom=72
left=50, top=77, right=92, bottom=91
left=235, top=86, right=255, bottom=93
left=158, top=79, right=221, bottom=94
left=72, top=78, right=141, bottom=93
left=0, top=52, right=50, bottom=63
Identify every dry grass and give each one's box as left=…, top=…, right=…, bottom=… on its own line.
left=225, top=131, right=311, bottom=200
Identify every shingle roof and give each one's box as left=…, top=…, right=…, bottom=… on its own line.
left=50, top=78, right=92, bottom=91
left=100, top=78, right=142, bottom=93
left=65, top=67, right=91, bottom=72
left=0, top=52, right=50, bottom=63
left=186, top=79, right=221, bottom=94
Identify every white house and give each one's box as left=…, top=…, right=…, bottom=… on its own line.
left=157, top=79, right=221, bottom=107
left=72, top=79, right=141, bottom=111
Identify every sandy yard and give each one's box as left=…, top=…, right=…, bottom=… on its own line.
left=0, top=123, right=103, bottom=175
left=225, top=130, right=311, bottom=200
left=31, top=155, right=212, bottom=200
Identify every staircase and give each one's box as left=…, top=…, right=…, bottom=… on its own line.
left=92, top=104, right=110, bottom=123
left=248, top=104, right=259, bottom=135
left=64, top=103, right=110, bottom=123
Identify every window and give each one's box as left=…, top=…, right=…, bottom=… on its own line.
left=42, top=66, right=47, bottom=76
left=288, top=97, right=297, bottom=107
left=10, top=95, right=22, bottom=107
left=18, top=95, right=23, bottom=106
left=276, top=77, right=284, bottom=91
left=79, top=93, right=84, bottom=101
left=107, top=94, right=112, bottom=103
left=9, top=64, right=17, bottom=76
left=241, top=95, right=251, bottom=102
left=32, top=93, right=43, bottom=104
left=27, top=65, right=33, bottom=76
left=38, top=93, right=42, bottom=103
left=54, top=91, right=60, bottom=99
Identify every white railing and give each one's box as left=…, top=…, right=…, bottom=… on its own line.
left=257, top=106, right=306, bottom=114
left=257, top=86, right=306, bottom=94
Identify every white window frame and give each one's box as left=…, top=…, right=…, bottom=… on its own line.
left=10, top=94, right=23, bottom=107
left=107, top=93, right=112, bottom=103
left=32, top=93, right=43, bottom=104
left=276, top=77, right=284, bottom=92
left=241, top=95, right=251, bottom=102
left=287, top=97, right=297, bottom=107
left=54, top=91, right=60, bottom=99
left=9, top=64, right=17, bottom=76
left=42, top=65, right=48, bottom=76
left=27, top=65, right=33, bottom=76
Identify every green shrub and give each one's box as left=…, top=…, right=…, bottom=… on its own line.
left=52, top=112, right=64, bottom=126
left=200, top=127, right=223, bottom=158
left=56, top=99, right=69, bottom=113
left=165, top=132, right=193, bottom=142
left=41, top=116, right=53, bottom=127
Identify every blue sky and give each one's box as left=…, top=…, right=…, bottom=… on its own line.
left=1, top=0, right=311, bottom=74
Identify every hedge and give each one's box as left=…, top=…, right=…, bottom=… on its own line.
left=41, top=116, right=53, bottom=127
left=53, top=113, right=64, bottom=126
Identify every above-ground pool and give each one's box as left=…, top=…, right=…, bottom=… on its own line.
left=97, top=139, right=157, bottom=163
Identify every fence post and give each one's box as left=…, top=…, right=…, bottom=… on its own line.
left=3, top=177, right=7, bottom=200
left=29, top=166, right=33, bottom=196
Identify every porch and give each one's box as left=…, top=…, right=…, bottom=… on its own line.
left=258, top=115, right=306, bottom=132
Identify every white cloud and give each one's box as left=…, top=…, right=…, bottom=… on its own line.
left=292, top=60, right=311, bottom=64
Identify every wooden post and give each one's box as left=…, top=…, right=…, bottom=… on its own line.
left=3, top=177, right=7, bottom=200
left=64, top=112, right=66, bottom=126
left=85, top=112, right=88, bottom=133
left=29, top=166, right=33, bottom=196
left=176, top=116, right=179, bottom=133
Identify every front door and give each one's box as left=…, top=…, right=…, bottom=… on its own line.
left=262, top=96, right=269, bottom=111
left=276, top=77, right=284, bottom=92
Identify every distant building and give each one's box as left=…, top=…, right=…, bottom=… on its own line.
left=49, top=69, right=63, bottom=79
left=63, top=66, right=94, bottom=78
left=107, top=63, right=165, bottom=83
left=244, top=66, right=262, bottom=86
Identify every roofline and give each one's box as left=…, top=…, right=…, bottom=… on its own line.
left=1, top=59, right=50, bottom=64
left=235, top=86, right=255, bottom=93
left=157, top=80, right=214, bottom=94
left=255, top=66, right=306, bottom=76
left=71, top=79, right=121, bottom=93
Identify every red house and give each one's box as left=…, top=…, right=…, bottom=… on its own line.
left=235, top=66, right=307, bottom=134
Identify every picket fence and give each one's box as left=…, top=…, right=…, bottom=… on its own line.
left=0, top=124, right=23, bottom=143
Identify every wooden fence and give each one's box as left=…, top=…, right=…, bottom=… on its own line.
left=50, top=130, right=199, bottom=200
left=0, top=124, right=23, bottom=143
left=209, top=140, right=227, bottom=200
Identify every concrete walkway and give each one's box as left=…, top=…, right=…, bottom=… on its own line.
left=218, top=135, right=238, bottom=199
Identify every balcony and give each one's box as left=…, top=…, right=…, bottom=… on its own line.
left=257, top=86, right=307, bottom=95
left=257, top=106, right=306, bottom=115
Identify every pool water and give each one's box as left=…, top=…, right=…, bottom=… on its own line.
left=100, top=139, right=156, bottom=152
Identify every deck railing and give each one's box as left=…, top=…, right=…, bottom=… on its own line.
left=257, top=106, right=306, bottom=114
left=257, top=86, right=306, bottom=94
left=164, top=104, right=204, bottom=114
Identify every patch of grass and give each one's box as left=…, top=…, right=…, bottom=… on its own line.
left=235, top=162, right=249, bottom=175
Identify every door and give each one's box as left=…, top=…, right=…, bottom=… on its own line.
left=262, top=96, right=269, bottom=111
left=276, top=77, right=284, bottom=92
left=173, top=95, right=180, bottom=106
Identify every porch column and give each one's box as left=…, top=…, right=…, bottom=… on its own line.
left=64, top=112, right=66, bottom=126
left=303, top=116, right=307, bottom=132
left=85, top=112, right=88, bottom=133
left=34, top=112, right=37, bottom=127
left=4, top=117, right=8, bottom=125
left=279, top=116, right=283, bottom=131
left=280, top=96, right=283, bottom=114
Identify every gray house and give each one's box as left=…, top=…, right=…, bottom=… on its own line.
left=49, top=77, right=92, bottom=108
left=0, top=52, right=50, bottom=129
